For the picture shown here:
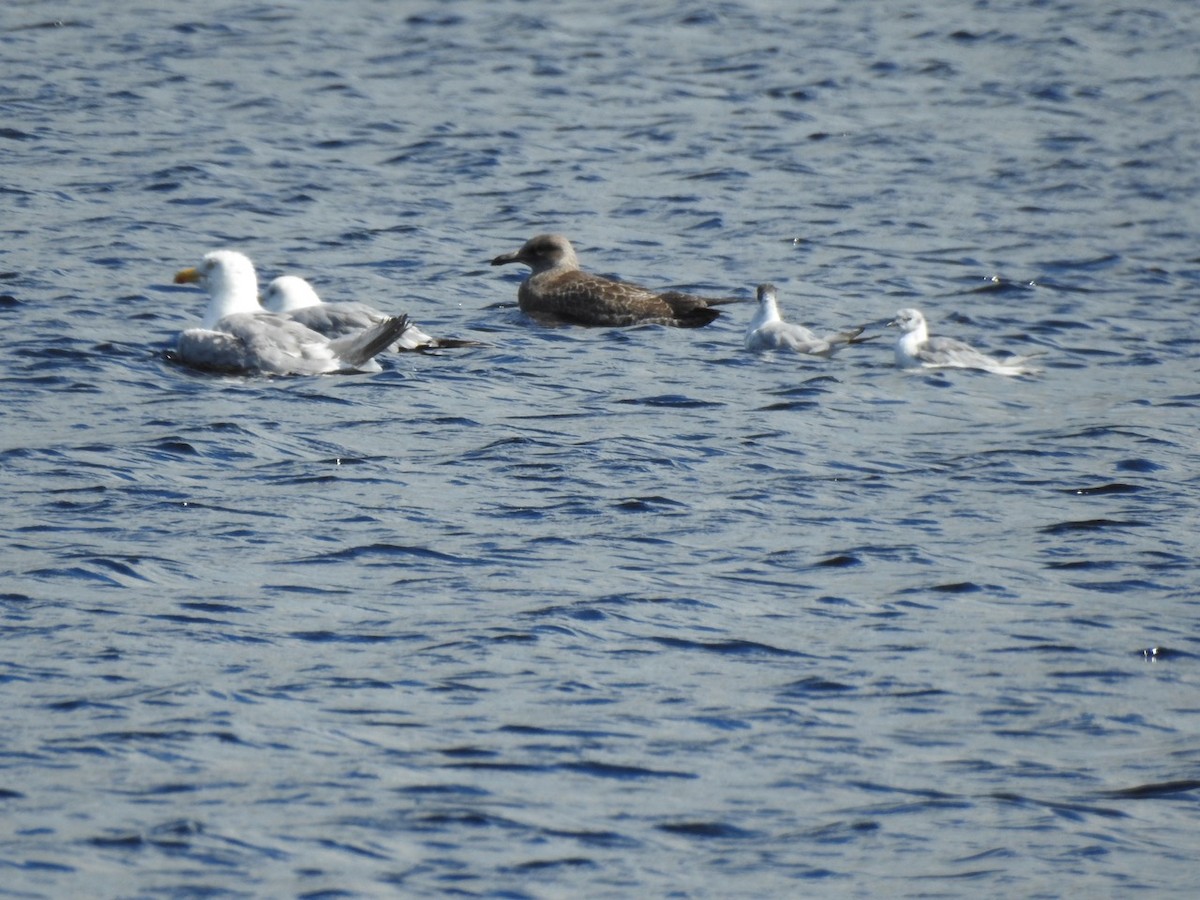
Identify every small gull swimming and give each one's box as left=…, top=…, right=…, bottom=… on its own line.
left=490, top=233, right=739, bottom=328
left=744, top=283, right=867, bottom=356
left=262, top=275, right=479, bottom=351
left=172, top=250, right=408, bottom=375
left=890, top=307, right=1041, bottom=376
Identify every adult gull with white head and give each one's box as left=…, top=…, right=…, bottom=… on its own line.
left=172, top=250, right=408, bottom=375
left=261, top=275, right=479, bottom=351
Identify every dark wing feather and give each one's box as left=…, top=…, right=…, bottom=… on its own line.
left=521, top=272, right=720, bottom=327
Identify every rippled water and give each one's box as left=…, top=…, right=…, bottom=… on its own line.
left=4, top=1, right=1200, bottom=896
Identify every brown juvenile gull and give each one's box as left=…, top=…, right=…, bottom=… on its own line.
left=261, top=275, right=481, bottom=351
left=490, top=233, right=737, bottom=328
left=172, top=250, right=408, bottom=375
left=889, top=307, right=1041, bottom=376
left=744, top=283, right=868, bottom=356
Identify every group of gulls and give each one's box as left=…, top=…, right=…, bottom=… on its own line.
left=171, top=234, right=1041, bottom=377
left=172, top=250, right=477, bottom=375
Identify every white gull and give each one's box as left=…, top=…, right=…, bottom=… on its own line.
left=262, top=275, right=480, bottom=351
left=744, top=283, right=866, bottom=356
left=890, top=307, right=1040, bottom=376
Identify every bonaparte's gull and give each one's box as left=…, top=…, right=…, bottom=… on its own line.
left=745, top=283, right=867, bottom=356
left=890, top=307, right=1040, bottom=376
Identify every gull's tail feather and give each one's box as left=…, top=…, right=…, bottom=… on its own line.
left=393, top=319, right=487, bottom=350
left=831, top=325, right=869, bottom=346
left=657, top=291, right=746, bottom=308
left=329, top=315, right=411, bottom=367
left=421, top=337, right=488, bottom=350
left=819, top=325, right=880, bottom=355
left=394, top=321, right=487, bottom=351
left=989, top=354, right=1043, bottom=376
left=674, top=307, right=722, bottom=328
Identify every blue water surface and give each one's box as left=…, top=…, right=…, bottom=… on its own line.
left=3, top=1, right=1200, bottom=896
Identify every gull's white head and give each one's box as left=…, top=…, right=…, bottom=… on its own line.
left=174, top=250, right=261, bottom=327
left=262, top=275, right=323, bottom=313
left=889, top=308, right=927, bottom=335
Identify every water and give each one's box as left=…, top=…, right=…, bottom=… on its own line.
left=3, top=0, right=1200, bottom=895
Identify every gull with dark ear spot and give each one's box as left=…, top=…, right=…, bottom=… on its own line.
left=172, top=250, right=408, bottom=376
left=490, top=233, right=739, bottom=328
left=744, top=283, right=868, bottom=356
left=262, top=275, right=481, bottom=351
left=889, top=307, right=1041, bottom=376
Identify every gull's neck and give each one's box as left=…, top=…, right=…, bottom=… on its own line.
left=749, top=293, right=782, bottom=331
left=203, top=269, right=260, bottom=328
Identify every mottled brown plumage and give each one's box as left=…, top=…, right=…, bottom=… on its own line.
left=490, top=233, right=736, bottom=328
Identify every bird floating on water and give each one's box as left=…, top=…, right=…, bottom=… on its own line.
left=889, top=307, right=1041, bottom=376
left=490, top=233, right=739, bottom=328
left=744, top=283, right=868, bottom=356
left=261, top=275, right=481, bottom=352
left=172, top=250, right=407, bottom=375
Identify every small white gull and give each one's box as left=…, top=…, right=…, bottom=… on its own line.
left=889, top=307, right=1040, bottom=376
left=172, top=250, right=407, bottom=375
left=744, top=283, right=867, bottom=356
left=261, top=275, right=478, bottom=351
